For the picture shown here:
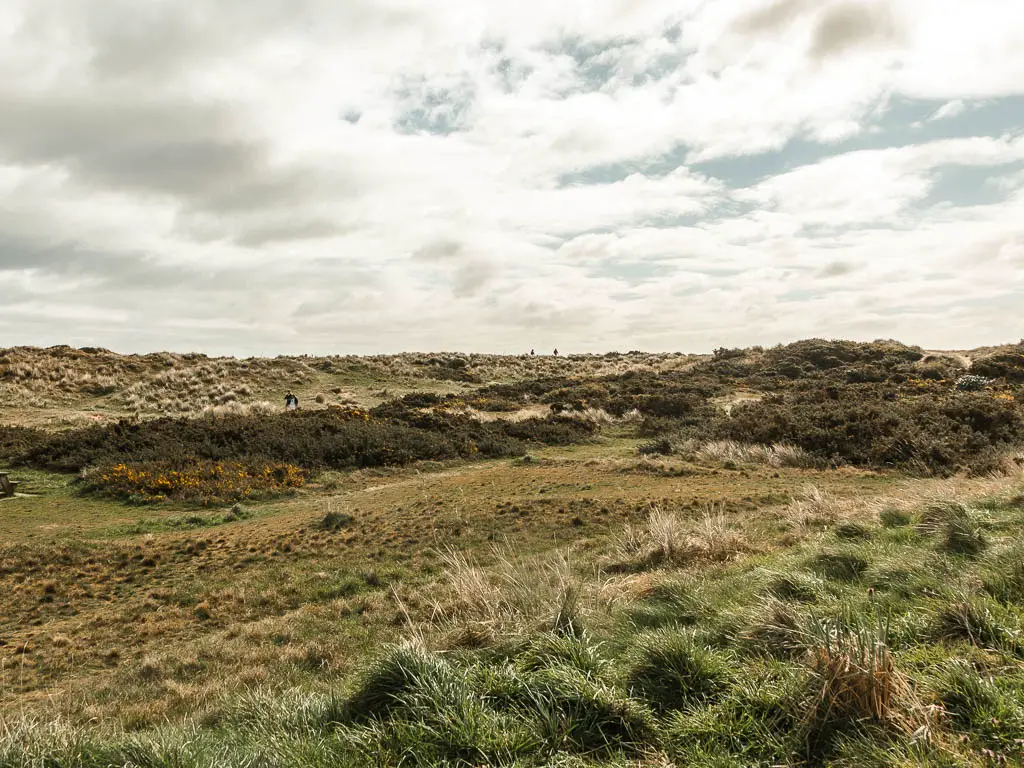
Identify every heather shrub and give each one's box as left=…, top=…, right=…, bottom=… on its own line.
left=0, top=425, right=46, bottom=462
left=714, top=391, right=1024, bottom=474
left=917, top=361, right=955, bottom=380
left=396, top=392, right=445, bottom=408
left=712, top=346, right=747, bottom=361
left=320, top=510, right=355, bottom=531
left=972, top=345, right=1024, bottom=382
left=498, top=417, right=598, bottom=445
left=17, top=407, right=594, bottom=475
left=764, top=339, right=923, bottom=374
left=474, top=371, right=722, bottom=418
left=451, top=339, right=1024, bottom=476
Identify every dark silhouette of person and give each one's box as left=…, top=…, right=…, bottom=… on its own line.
left=530, top=349, right=535, bottom=356
left=553, top=348, right=559, bottom=356
left=285, top=392, right=299, bottom=410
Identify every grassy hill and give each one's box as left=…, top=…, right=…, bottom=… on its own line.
left=0, top=345, right=703, bottom=427
left=1, top=339, right=1023, bottom=766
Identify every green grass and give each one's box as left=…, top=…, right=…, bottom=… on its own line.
left=625, top=630, right=733, bottom=711
left=4, top=483, right=1023, bottom=766
left=102, top=503, right=262, bottom=536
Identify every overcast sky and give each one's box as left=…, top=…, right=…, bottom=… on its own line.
left=1, top=0, right=1022, bottom=356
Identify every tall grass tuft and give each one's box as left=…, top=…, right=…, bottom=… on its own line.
left=929, top=593, right=1018, bottom=652
left=615, top=505, right=748, bottom=570
left=982, top=541, right=1024, bottom=604
left=690, top=440, right=820, bottom=468
left=432, top=548, right=583, bottom=639
left=935, top=660, right=1024, bottom=755
left=808, top=551, right=870, bottom=582
left=621, top=579, right=706, bottom=629
left=625, top=630, right=733, bottom=711
left=766, top=571, right=823, bottom=604
left=526, top=666, right=657, bottom=755
left=516, top=633, right=606, bottom=677
left=940, top=516, right=988, bottom=557
left=802, top=615, right=928, bottom=745
left=915, top=500, right=987, bottom=557
left=342, top=643, right=461, bottom=722
left=739, top=599, right=807, bottom=659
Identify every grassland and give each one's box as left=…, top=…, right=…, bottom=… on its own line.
left=1, top=340, right=1023, bottom=766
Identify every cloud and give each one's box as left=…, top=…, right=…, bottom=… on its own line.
left=930, top=99, right=967, bottom=121
left=452, top=260, right=497, bottom=298
left=413, top=239, right=465, bottom=262
left=737, top=135, right=1024, bottom=228
left=809, top=2, right=897, bottom=61
left=817, top=260, right=856, bottom=279
left=733, top=0, right=814, bottom=36
left=0, top=0, right=1022, bottom=354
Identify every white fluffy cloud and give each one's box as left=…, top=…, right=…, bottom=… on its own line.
left=0, top=0, right=1022, bottom=354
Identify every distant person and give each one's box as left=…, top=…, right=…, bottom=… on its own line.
left=553, top=348, right=558, bottom=356
left=530, top=349, right=535, bottom=356
left=285, top=392, right=299, bottom=410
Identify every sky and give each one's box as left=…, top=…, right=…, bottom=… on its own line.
left=1, top=0, right=1023, bottom=356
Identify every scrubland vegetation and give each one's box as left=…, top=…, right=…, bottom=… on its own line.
left=1, top=339, right=1023, bottom=766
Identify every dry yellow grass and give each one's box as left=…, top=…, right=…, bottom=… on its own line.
left=0, top=346, right=707, bottom=426
left=804, top=618, right=936, bottom=741
left=615, top=504, right=754, bottom=569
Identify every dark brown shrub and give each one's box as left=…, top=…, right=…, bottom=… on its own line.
left=17, top=407, right=594, bottom=474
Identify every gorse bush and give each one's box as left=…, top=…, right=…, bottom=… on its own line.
left=82, top=460, right=305, bottom=505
